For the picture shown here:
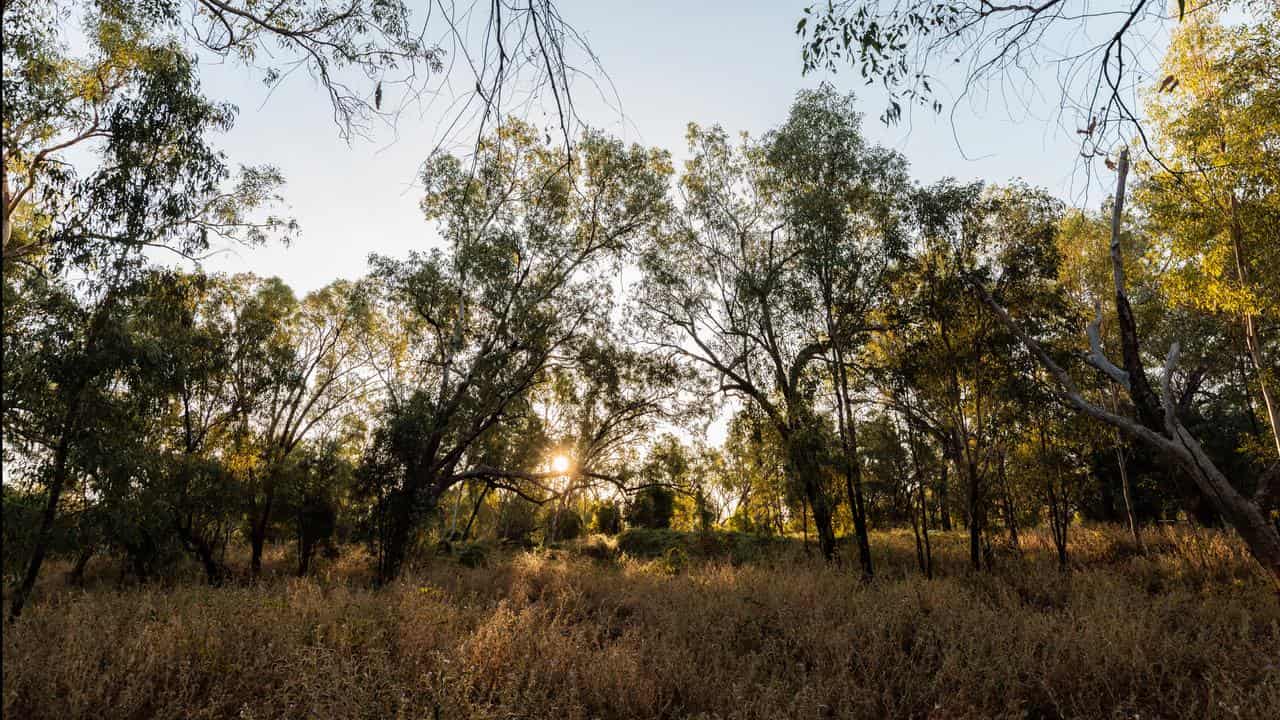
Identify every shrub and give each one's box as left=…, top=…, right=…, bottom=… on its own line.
left=616, top=527, right=686, bottom=558
left=543, top=507, right=584, bottom=542
left=590, top=501, right=623, bottom=535
left=457, top=543, right=488, bottom=568
left=495, top=498, right=538, bottom=546
left=625, top=485, right=674, bottom=529
left=658, top=546, right=688, bottom=574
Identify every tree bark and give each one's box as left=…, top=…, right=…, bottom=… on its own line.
left=67, top=543, right=96, bottom=586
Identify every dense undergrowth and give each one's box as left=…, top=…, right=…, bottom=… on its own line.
left=4, top=525, right=1279, bottom=719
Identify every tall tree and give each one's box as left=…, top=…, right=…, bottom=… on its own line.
left=359, top=123, right=670, bottom=582
left=1137, top=8, right=1280, bottom=462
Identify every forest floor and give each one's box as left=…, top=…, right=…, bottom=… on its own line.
left=4, top=525, right=1279, bottom=720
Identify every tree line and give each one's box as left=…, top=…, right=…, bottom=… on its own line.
left=4, top=1, right=1279, bottom=619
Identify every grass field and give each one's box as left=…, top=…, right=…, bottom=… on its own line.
left=4, top=525, right=1279, bottom=719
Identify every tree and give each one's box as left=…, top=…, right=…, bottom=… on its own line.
left=1, top=0, right=293, bottom=268
left=635, top=90, right=908, bottom=562
left=877, top=180, right=1064, bottom=569
left=1137, top=8, right=1280, bottom=463
left=358, top=123, right=670, bottom=582
left=972, top=149, right=1280, bottom=586
left=761, top=84, right=910, bottom=577
left=242, top=280, right=373, bottom=575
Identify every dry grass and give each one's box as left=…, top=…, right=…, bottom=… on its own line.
left=5, top=525, right=1279, bottom=719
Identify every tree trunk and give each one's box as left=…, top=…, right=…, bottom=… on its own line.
left=787, top=431, right=836, bottom=561
left=963, top=449, right=983, bottom=571
left=845, top=460, right=873, bottom=578
left=9, top=435, right=73, bottom=620
left=175, top=518, right=225, bottom=586
left=1229, top=196, right=1280, bottom=459
left=801, top=498, right=810, bottom=554
left=938, top=458, right=953, bottom=531
left=1115, top=433, right=1144, bottom=551
left=831, top=352, right=873, bottom=578
left=67, top=544, right=96, bottom=586
left=999, top=449, right=1020, bottom=552
left=460, top=484, right=491, bottom=541
left=377, top=479, right=443, bottom=585
left=918, top=476, right=933, bottom=579
left=249, top=469, right=278, bottom=577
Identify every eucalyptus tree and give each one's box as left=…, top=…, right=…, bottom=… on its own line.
left=133, top=272, right=290, bottom=584
left=243, top=280, right=374, bottom=575
left=721, top=408, right=789, bottom=535
left=762, top=85, right=910, bottom=576
left=1137, top=8, right=1280, bottom=462
left=1, top=0, right=294, bottom=269
left=882, top=180, right=1064, bottom=569
left=2, top=265, right=192, bottom=615
left=635, top=91, right=908, bottom=562
left=359, top=123, right=670, bottom=582
left=795, top=1, right=1255, bottom=164
left=1, top=0, right=599, bottom=263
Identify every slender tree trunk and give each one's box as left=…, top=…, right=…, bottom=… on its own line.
left=1114, top=433, right=1143, bottom=551
left=905, top=421, right=934, bottom=578
left=999, top=449, right=1020, bottom=552
left=962, top=443, right=983, bottom=571
left=938, top=460, right=952, bottom=531
left=790, top=438, right=836, bottom=561
left=460, top=484, right=491, bottom=541
left=249, top=466, right=279, bottom=576
left=1047, top=479, right=1070, bottom=570
left=176, top=519, right=225, bottom=586
left=918, top=476, right=933, bottom=579
left=298, top=531, right=313, bottom=577
left=801, top=497, right=810, bottom=554
left=909, top=491, right=926, bottom=574
left=831, top=352, right=873, bottom=578
left=67, top=543, right=96, bottom=586
left=9, top=432, right=74, bottom=620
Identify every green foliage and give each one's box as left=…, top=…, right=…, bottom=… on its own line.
left=495, top=498, right=539, bottom=547
left=589, top=502, right=623, bottom=535
left=625, top=486, right=676, bottom=530
left=543, top=506, right=584, bottom=542
left=456, top=543, right=489, bottom=569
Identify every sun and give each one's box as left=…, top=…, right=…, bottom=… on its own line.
left=550, top=454, right=571, bottom=474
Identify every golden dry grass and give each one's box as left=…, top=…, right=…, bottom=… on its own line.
left=4, top=525, right=1279, bottom=719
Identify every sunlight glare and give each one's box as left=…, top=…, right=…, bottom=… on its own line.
left=550, top=454, right=571, bottom=475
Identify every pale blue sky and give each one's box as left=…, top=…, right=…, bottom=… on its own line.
left=192, top=0, right=1126, bottom=294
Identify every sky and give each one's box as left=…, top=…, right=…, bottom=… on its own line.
left=188, top=0, right=1123, bottom=295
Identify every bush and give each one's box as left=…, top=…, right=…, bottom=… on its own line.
left=616, top=527, right=686, bottom=558
left=625, top=485, right=674, bottom=529
left=457, top=543, right=488, bottom=568
left=576, top=535, right=618, bottom=562
left=658, top=546, right=688, bottom=575
left=590, top=501, right=623, bottom=535
left=495, top=498, right=538, bottom=546
left=543, top=507, right=583, bottom=542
